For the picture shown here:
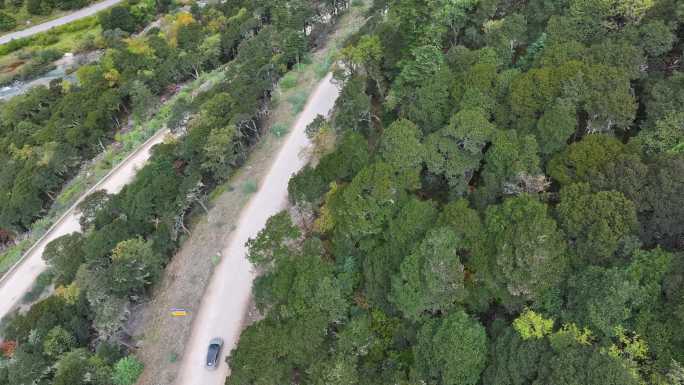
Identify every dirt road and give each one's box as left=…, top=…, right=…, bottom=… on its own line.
left=0, top=0, right=122, bottom=45
left=0, top=129, right=168, bottom=321
left=174, top=72, right=340, bottom=385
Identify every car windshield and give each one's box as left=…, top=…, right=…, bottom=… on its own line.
left=207, top=344, right=220, bottom=364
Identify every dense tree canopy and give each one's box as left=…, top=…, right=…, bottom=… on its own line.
left=229, top=0, right=684, bottom=384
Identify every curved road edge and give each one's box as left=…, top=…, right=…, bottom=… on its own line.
left=173, top=72, right=340, bottom=385
left=0, top=128, right=169, bottom=321
left=0, top=0, right=122, bottom=45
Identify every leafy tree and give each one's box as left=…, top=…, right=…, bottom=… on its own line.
left=513, top=309, right=555, bottom=340
left=108, top=237, right=163, bottom=296
left=112, top=356, right=144, bottom=385
left=201, top=124, right=240, bottom=181
left=391, top=227, right=466, bottom=321
left=0, top=11, right=16, bottom=31
left=330, top=162, right=405, bottom=247
left=76, top=190, right=111, bottom=231
left=363, top=197, right=438, bottom=309
left=425, top=108, right=496, bottom=194
left=43, top=232, right=86, bottom=285
left=332, top=76, right=371, bottom=132
left=536, top=99, right=577, bottom=156
left=379, top=119, right=424, bottom=189
left=484, top=194, right=567, bottom=304
left=42, top=326, right=76, bottom=358
left=477, top=129, right=541, bottom=205
left=414, top=311, right=488, bottom=385
left=99, top=6, right=137, bottom=33
left=557, top=183, right=638, bottom=264
left=246, top=211, right=300, bottom=270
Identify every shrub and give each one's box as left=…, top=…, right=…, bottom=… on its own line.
left=279, top=72, right=298, bottom=90
left=242, top=179, right=257, bottom=194
left=0, top=11, right=16, bottom=32
left=287, top=90, right=308, bottom=114
left=271, top=122, right=289, bottom=137
left=112, top=356, right=144, bottom=385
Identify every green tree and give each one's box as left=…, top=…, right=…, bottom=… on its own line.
left=391, top=228, right=466, bottom=321
left=536, top=99, right=577, bottom=156
left=379, top=119, right=424, bottom=189
left=42, top=326, right=76, bottom=358
left=0, top=11, right=16, bottom=31
left=484, top=194, right=567, bottom=304
left=112, top=356, right=144, bottom=385
left=43, top=233, right=86, bottom=285
left=201, top=124, right=239, bottom=181
left=415, top=311, right=488, bottom=385
left=108, top=237, right=163, bottom=296
left=246, top=211, right=300, bottom=270
left=557, top=183, right=638, bottom=264
left=425, top=108, right=496, bottom=194
left=477, top=129, right=541, bottom=205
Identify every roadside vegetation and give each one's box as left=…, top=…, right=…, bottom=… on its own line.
left=0, top=0, right=96, bottom=35
left=0, top=1, right=358, bottom=385
left=228, top=1, right=684, bottom=385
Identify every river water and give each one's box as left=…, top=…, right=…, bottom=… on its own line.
left=0, top=50, right=102, bottom=100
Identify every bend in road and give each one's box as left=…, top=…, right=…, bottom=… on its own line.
left=0, top=0, right=122, bottom=45
left=174, top=72, right=340, bottom=385
left=0, top=129, right=168, bottom=322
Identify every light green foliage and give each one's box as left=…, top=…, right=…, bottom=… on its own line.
left=330, top=162, right=405, bottom=244
left=415, top=311, right=488, bottom=385
left=108, top=237, right=163, bottom=296
left=43, top=326, right=76, bottom=357
left=478, top=129, right=541, bottom=204
left=513, top=309, right=554, bottom=340
left=379, top=119, right=425, bottom=188
left=637, top=111, right=684, bottom=156
left=557, top=183, right=638, bottom=264
left=425, top=108, right=495, bottom=193
left=112, top=356, right=144, bottom=385
left=484, top=195, right=567, bottom=302
left=548, top=134, right=628, bottom=185
left=202, top=124, right=239, bottom=181
left=391, top=228, right=466, bottom=320
left=536, top=99, right=577, bottom=156
left=246, top=211, right=300, bottom=270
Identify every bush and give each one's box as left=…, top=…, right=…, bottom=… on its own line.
left=271, top=122, right=289, bottom=137
left=242, top=179, right=257, bottom=194
left=0, top=11, right=16, bottom=32
left=279, top=72, right=298, bottom=90
left=287, top=90, right=308, bottom=114
left=112, top=356, right=144, bottom=385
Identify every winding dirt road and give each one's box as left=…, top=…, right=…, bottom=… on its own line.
left=0, top=129, right=168, bottom=321
left=174, top=73, right=340, bottom=385
left=0, top=0, right=122, bottom=45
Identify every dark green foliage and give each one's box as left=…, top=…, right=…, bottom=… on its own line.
left=414, top=311, right=488, bottom=385
left=98, top=6, right=137, bottom=33
left=228, top=2, right=684, bottom=383
left=43, top=233, right=86, bottom=285
left=0, top=11, right=16, bottom=31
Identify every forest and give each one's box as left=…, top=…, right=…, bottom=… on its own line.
left=0, top=1, right=351, bottom=384
left=226, top=0, right=684, bottom=385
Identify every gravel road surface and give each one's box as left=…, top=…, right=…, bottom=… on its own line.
left=174, top=72, right=340, bottom=385
left=0, top=129, right=168, bottom=321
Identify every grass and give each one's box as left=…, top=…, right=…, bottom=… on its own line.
left=278, top=72, right=298, bottom=90
left=271, top=122, right=289, bottom=137
left=287, top=90, right=309, bottom=114
left=242, top=179, right=258, bottom=194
